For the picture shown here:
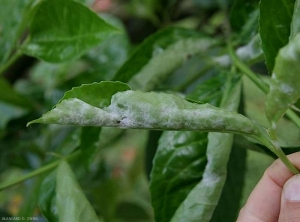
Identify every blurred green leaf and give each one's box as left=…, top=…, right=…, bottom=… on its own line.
left=78, top=127, right=101, bottom=167
left=259, top=0, right=295, bottom=72
left=0, top=101, right=28, bottom=129
left=18, top=178, right=42, bottom=218
left=150, top=131, right=207, bottom=222
left=0, top=78, right=32, bottom=108
left=38, top=172, right=58, bottom=222
left=188, top=74, right=226, bottom=106
left=84, top=34, right=129, bottom=81
left=230, top=0, right=259, bottom=32
left=266, top=33, right=300, bottom=124
left=115, top=201, right=153, bottom=221
left=30, top=61, right=88, bottom=89
left=113, top=27, right=217, bottom=90
left=0, top=0, right=33, bottom=66
left=56, top=160, right=100, bottom=222
left=291, top=0, right=300, bottom=39
left=22, top=0, right=119, bottom=63
left=80, top=14, right=130, bottom=81
left=126, top=0, right=160, bottom=25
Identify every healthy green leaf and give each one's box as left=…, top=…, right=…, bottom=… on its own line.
left=150, top=131, right=208, bottom=222
left=22, top=0, right=119, bottom=63
left=259, top=0, right=295, bottom=72
left=290, top=0, right=300, bottom=39
left=266, top=33, right=300, bottom=124
left=170, top=78, right=241, bottom=222
left=56, top=160, right=100, bottom=222
left=112, top=27, right=217, bottom=90
left=28, top=87, right=261, bottom=139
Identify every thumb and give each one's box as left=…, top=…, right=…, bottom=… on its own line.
left=279, top=174, right=300, bottom=222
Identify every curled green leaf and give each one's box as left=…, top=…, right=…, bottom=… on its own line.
left=28, top=89, right=261, bottom=138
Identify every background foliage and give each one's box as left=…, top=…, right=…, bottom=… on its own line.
left=1, top=0, right=300, bottom=221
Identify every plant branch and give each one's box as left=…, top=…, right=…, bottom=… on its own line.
left=272, top=141, right=300, bottom=174
left=0, top=150, right=80, bottom=191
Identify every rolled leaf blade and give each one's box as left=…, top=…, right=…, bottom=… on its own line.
left=28, top=87, right=261, bottom=139
left=266, top=33, right=300, bottom=124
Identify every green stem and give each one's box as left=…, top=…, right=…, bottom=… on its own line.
left=0, top=151, right=80, bottom=191
left=0, top=50, right=23, bottom=76
left=228, top=43, right=268, bottom=93
left=273, top=141, right=300, bottom=174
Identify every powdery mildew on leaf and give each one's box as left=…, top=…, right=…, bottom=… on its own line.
left=32, top=98, right=119, bottom=126
left=266, top=33, right=300, bottom=124
left=29, top=90, right=260, bottom=138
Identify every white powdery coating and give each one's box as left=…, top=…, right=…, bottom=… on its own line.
left=106, top=91, right=257, bottom=134
left=40, top=98, right=119, bottom=126
left=36, top=91, right=258, bottom=136
left=279, top=83, right=295, bottom=95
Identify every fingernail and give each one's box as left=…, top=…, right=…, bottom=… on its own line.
left=284, top=175, right=300, bottom=201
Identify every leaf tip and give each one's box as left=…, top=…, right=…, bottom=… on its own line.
left=26, top=119, right=40, bottom=127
